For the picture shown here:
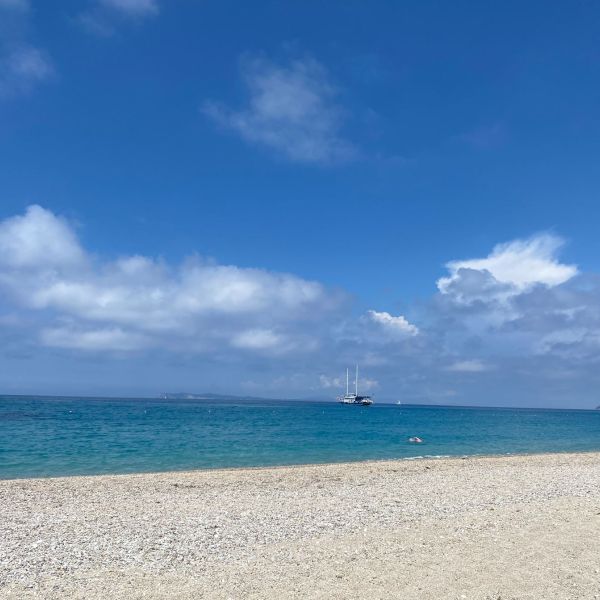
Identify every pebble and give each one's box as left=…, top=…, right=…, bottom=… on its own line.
left=0, top=452, right=599, bottom=598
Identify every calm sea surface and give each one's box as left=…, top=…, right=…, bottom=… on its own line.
left=1, top=395, right=600, bottom=479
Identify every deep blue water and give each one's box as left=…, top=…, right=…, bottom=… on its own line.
left=1, top=395, right=600, bottom=479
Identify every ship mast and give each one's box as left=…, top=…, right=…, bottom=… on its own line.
left=355, top=364, right=358, bottom=396
left=346, top=368, right=349, bottom=396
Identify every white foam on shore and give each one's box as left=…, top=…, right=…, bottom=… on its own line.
left=401, top=454, right=452, bottom=460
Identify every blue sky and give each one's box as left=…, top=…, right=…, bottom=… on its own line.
left=1, top=0, right=600, bottom=406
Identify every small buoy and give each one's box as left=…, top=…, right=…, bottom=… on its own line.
left=408, top=436, right=423, bottom=443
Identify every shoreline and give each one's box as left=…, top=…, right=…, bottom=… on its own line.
left=2, top=451, right=599, bottom=599
left=3, top=447, right=600, bottom=482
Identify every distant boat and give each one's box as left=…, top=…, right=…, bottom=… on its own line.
left=396, top=400, right=402, bottom=405
left=338, top=365, right=373, bottom=406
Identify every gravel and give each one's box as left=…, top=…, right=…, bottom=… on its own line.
left=1, top=452, right=599, bottom=599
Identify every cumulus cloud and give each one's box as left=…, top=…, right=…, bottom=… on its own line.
left=203, top=56, right=357, bottom=165
left=0, top=206, right=339, bottom=353
left=429, top=234, right=600, bottom=370
left=0, top=205, right=85, bottom=268
left=367, top=310, right=419, bottom=336
left=438, top=234, right=577, bottom=303
left=3, top=207, right=600, bottom=407
left=507, top=279, right=600, bottom=361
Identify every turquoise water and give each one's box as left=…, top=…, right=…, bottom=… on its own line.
left=1, top=395, right=600, bottom=479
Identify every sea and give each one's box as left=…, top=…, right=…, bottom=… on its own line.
left=1, top=395, right=600, bottom=479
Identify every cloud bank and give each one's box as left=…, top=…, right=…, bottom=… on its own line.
left=2, top=206, right=600, bottom=406
left=0, top=206, right=339, bottom=354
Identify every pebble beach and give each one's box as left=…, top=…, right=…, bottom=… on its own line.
left=1, top=452, right=599, bottom=599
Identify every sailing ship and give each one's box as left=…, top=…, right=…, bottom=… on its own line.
left=338, top=365, right=373, bottom=406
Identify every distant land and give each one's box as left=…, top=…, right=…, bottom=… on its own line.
left=1, top=393, right=597, bottom=410
left=160, top=392, right=333, bottom=403
left=159, top=394, right=600, bottom=410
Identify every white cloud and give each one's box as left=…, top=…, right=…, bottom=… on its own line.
left=203, top=56, right=356, bottom=165
left=0, top=205, right=85, bottom=269
left=319, top=374, right=343, bottom=389
left=78, top=0, right=158, bottom=36
left=0, top=46, right=54, bottom=97
left=4, top=208, right=600, bottom=406
left=319, top=373, right=378, bottom=392
left=438, top=233, right=577, bottom=302
left=429, top=234, right=600, bottom=370
left=359, top=377, right=379, bottom=391
left=41, top=326, right=150, bottom=352
left=445, top=360, right=490, bottom=373
left=533, top=325, right=600, bottom=359
left=0, top=206, right=338, bottom=353
left=231, top=329, right=284, bottom=351
left=6, top=47, right=53, bottom=80
left=367, top=310, right=419, bottom=336
left=0, top=0, right=53, bottom=97
left=23, top=258, right=328, bottom=329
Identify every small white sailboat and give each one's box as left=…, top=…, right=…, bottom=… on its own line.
left=338, top=365, right=373, bottom=406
